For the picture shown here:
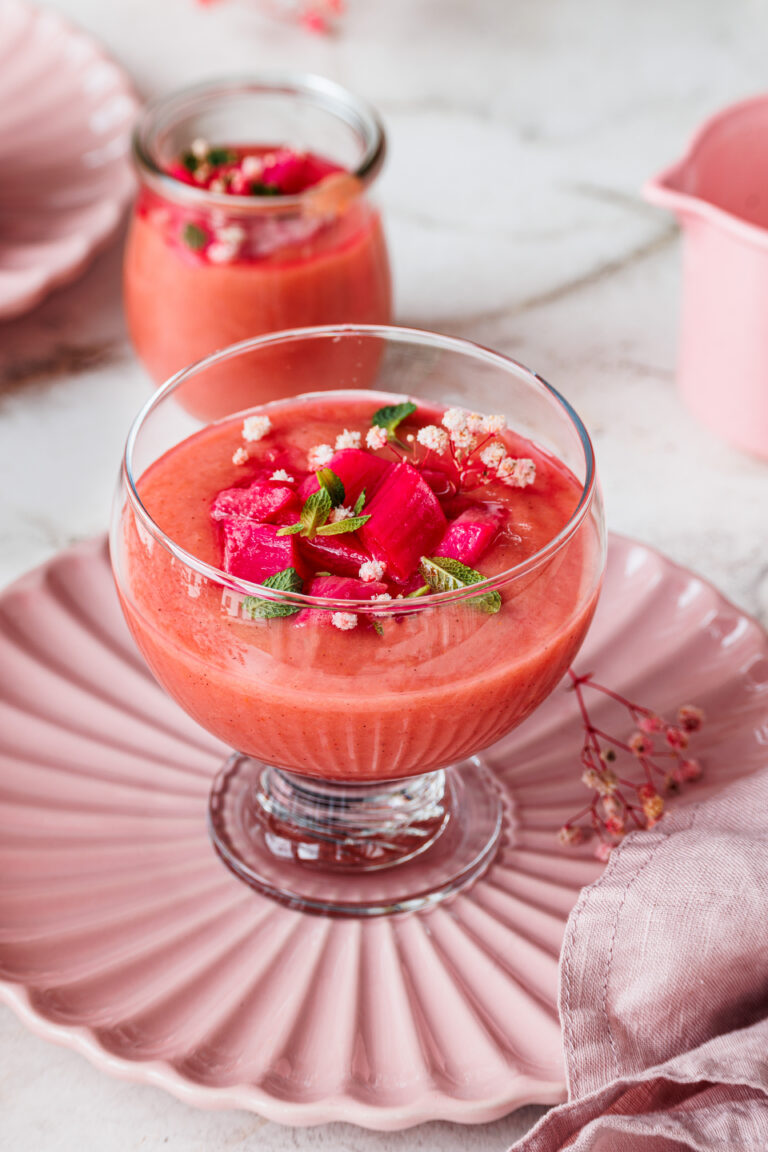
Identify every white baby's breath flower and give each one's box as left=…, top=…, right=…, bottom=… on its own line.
left=193, top=164, right=211, bottom=184
left=331, top=611, right=357, bottom=631
left=242, top=415, right=272, bottom=442
left=216, top=224, right=246, bottom=248
left=370, top=591, right=393, bottom=617
left=450, top=426, right=477, bottom=452
left=209, top=179, right=226, bottom=194
left=191, top=137, right=209, bottom=159
left=334, top=428, right=362, bottom=451
left=483, top=414, right=506, bottom=435
left=241, top=155, right=264, bottom=179
left=232, top=446, right=249, bottom=466
left=465, top=412, right=486, bottom=435
left=270, top=469, right=294, bottom=482
left=207, top=242, right=238, bottom=264
left=416, top=425, right=449, bottom=454
left=329, top=505, right=353, bottom=523
left=366, top=426, right=388, bottom=450
left=359, top=560, right=386, bottom=582
left=479, top=442, right=507, bottom=469
left=307, top=443, right=334, bottom=469
left=498, top=457, right=536, bottom=487
left=441, top=407, right=469, bottom=433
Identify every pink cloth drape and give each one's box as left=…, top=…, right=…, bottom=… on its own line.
left=511, top=770, right=768, bottom=1151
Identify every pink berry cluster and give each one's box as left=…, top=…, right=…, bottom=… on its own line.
left=559, top=671, right=705, bottom=860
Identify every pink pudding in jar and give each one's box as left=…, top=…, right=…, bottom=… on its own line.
left=119, top=391, right=602, bottom=782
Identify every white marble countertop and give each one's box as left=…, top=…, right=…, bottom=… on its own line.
left=2, top=0, right=768, bottom=1148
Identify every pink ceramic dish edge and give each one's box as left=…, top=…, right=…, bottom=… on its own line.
left=0, top=1, right=140, bottom=320
left=0, top=534, right=764, bottom=1128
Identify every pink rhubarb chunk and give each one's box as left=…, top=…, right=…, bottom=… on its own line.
left=211, top=482, right=299, bottom=524
left=221, top=520, right=305, bottom=583
left=434, top=506, right=505, bottom=566
left=299, top=534, right=372, bottom=578
left=294, top=575, right=389, bottom=627
left=358, top=462, right=447, bottom=581
left=298, top=448, right=391, bottom=504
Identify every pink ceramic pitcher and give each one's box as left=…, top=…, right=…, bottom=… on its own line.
left=644, top=94, right=768, bottom=459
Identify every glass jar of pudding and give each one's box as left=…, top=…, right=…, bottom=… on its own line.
left=124, top=75, right=392, bottom=417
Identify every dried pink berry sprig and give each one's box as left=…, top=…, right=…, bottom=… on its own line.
left=559, top=670, right=705, bottom=860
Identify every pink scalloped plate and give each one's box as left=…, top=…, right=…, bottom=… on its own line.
left=0, top=1, right=138, bottom=319
left=0, top=534, right=766, bottom=1130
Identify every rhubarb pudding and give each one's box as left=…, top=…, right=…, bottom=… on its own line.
left=118, top=391, right=602, bottom=781
left=125, top=79, right=391, bottom=417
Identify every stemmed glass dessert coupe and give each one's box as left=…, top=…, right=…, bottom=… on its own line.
left=110, top=325, right=605, bottom=916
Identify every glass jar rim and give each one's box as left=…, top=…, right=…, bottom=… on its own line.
left=132, top=73, right=386, bottom=213
left=122, top=325, right=600, bottom=613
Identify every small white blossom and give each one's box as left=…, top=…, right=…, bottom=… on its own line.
left=331, top=611, right=357, bottom=631
left=241, top=155, right=264, bottom=179
left=193, top=164, right=211, bottom=184
left=465, top=412, right=486, bottom=435
left=441, top=407, right=469, bottom=433
left=416, top=425, right=449, bottom=454
left=359, top=560, right=386, bottom=582
left=216, top=224, right=246, bottom=248
left=209, top=178, right=226, bottom=194
left=232, top=446, right=249, bottom=466
left=370, top=591, right=393, bottom=616
left=483, top=414, right=506, bottom=435
left=329, top=505, right=353, bottom=523
left=498, top=456, right=536, bottom=487
left=366, top=426, right=388, bottom=450
left=308, top=443, right=334, bottom=469
left=479, top=442, right=507, bottom=469
left=207, top=241, right=238, bottom=264
left=242, top=415, right=272, bottom=442
left=270, top=469, right=294, bottom=482
left=450, top=427, right=477, bottom=452
left=335, top=428, right=362, bottom=450
left=191, top=137, right=209, bottom=159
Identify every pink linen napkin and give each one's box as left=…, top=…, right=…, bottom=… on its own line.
left=511, top=770, right=768, bottom=1151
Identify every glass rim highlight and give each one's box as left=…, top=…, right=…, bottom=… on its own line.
left=122, top=323, right=599, bottom=613
left=132, top=72, right=387, bottom=213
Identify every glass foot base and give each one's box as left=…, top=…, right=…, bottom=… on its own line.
left=208, top=756, right=506, bottom=917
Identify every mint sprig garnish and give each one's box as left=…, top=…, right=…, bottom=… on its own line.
left=317, top=468, right=345, bottom=507
left=316, top=516, right=370, bottom=536
left=207, top=147, right=236, bottom=167
left=418, top=556, right=502, bottom=615
left=372, top=401, right=417, bottom=447
left=352, top=488, right=366, bottom=515
left=242, top=567, right=304, bottom=620
left=276, top=469, right=370, bottom=539
left=182, top=222, right=207, bottom=251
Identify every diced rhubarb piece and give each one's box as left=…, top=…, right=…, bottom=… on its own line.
left=294, top=576, right=389, bottom=627
left=211, top=483, right=299, bottom=524
left=420, top=466, right=458, bottom=500
left=434, top=506, right=506, bottom=567
left=298, top=449, right=391, bottom=504
left=358, top=462, right=447, bottom=581
left=261, top=149, right=342, bottom=194
left=221, top=520, right=306, bottom=583
left=299, top=533, right=372, bottom=578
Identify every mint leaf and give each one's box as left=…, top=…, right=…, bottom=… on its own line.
left=182, top=222, right=207, bottom=251
left=316, top=468, right=345, bottom=507
left=242, top=567, right=303, bottom=620
left=250, top=181, right=281, bottom=196
left=419, top=556, right=502, bottom=615
left=316, top=514, right=371, bottom=536
left=181, top=151, right=198, bottom=173
left=300, top=488, right=332, bottom=537
left=372, top=401, right=417, bottom=446
left=208, top=147, right=236, bottom=166
left=352, top=488, right=366, bottom=516
left=275, top=522, right=303, bottom=536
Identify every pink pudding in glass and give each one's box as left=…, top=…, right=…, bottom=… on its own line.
left=124, top=143, right=391, bottom=419
left=119, top=392, right=600, bottom=782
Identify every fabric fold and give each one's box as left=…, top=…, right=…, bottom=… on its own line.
left=510, top=772, right=768, bottom=1151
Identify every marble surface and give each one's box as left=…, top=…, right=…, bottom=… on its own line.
left=1, top=0, right=768, bottom=1147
